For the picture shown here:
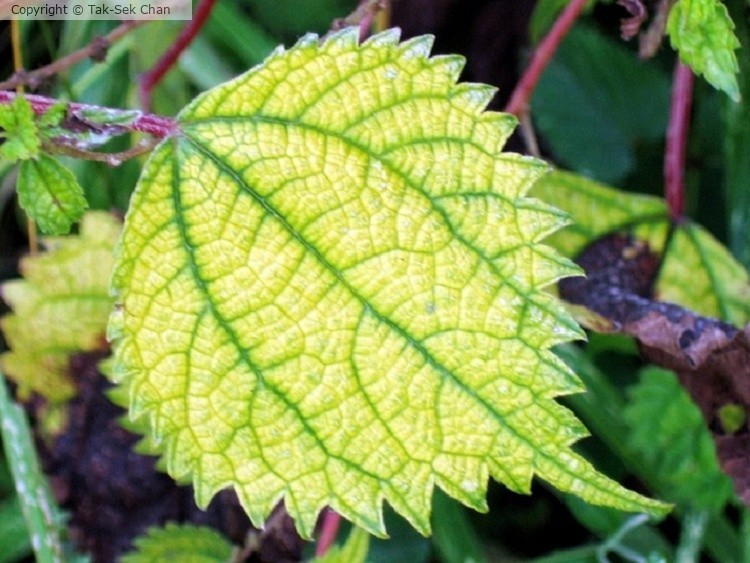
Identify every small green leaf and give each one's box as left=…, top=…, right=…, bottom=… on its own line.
left=624, top=367, right=734, bottom=513
left=0, top=96, right=40, bottom=162
left=122, top=523, right=233, bottom=563
left=313, top=526, right=370, bottom=563
left=717, top=403, right=746, bottom=434
left=667, top=0, right=741, bottom=101
left=111, top=28, right=668, bottom=540
left=1, top=212, right=120, bottom=402
left=17, top=154, right=88, bottom=235
left=36, top=102, right=67, bottom=131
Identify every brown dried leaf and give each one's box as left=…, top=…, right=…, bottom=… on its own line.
left=560, top=233, right=750, bottom=505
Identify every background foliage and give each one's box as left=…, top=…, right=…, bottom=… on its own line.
left=1, top=0, right=750, bottom=561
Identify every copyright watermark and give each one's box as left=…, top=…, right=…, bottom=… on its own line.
left=1, top=0, right=191, bottom=19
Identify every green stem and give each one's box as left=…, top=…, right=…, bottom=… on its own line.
left=0, top=372, right=66, bottom=563
left=674, top=510, right=708, bottom=563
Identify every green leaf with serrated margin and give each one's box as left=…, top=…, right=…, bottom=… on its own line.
left=17, top=154, right=88, bottom=235
left=624, top=367, right=734, bottom=512
left=1, top=212, right=120, bottom=402
left=110, top=28, right=669, bottom=539
left=122, top=523, right=233, bottom=563
left=667, top=0, right=741, bottom=100
left=0, top=96, right=40, bottom=162
left=313, top=526, right=370, bottom=563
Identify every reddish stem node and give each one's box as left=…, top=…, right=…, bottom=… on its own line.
left=0, top=90, right=178, bottom=139
left=665, top=60, right=694, bottom=220
left=504, top=0, right=589, bottom=116
left=138, top=0, right=218, bottom=111
left=315, top=509, right=342, bottom=557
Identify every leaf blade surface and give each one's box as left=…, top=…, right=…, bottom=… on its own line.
left=111, top=29, right=668, bottom=538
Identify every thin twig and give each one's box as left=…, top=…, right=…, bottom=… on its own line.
left=314, top=509, right=342, bottom=557
left=504, top=0, right=589, bottom=116
left=0, top=21, right=145, bottom=92
left=45, top=137, right=161, bottom=166
left=0, top=91, right=178, bottom=138
left=330, top=0, right=387, bottom=41
left=138, top=0, right=219, bottom=111
left=639, top=0, right=678, bottom=59
left=665, top=60, right=694, bottom=220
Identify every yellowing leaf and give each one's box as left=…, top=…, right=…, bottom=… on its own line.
left=110, top=29, right=669, bottom=539
left=532, top=171, right=750, bottom=326
left=657, top=222, right=750, bottom=325
left=1, top=212, right=120, bottom=402
left=667, top=0, right=741, bottom=100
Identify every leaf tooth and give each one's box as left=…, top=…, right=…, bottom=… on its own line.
left=397, top=33, right=435, bottom=60
left=325, top=460, right=387, bottom=537
left=285, top=475, right=330, bottom=538
left=450, top=82, right=498, bottom=113
left=428, top=54, right=466, bottom=85
left=325, top=26, right=361, bottom=49
left=382, top=463, right=434, bottom=535
left=294, top=32, right=321, bottom=51
left=433, top=457, right=489, bottom=513
left=363, top=26, right=402, bottom=47
left=235, top=486, right=285, bottom=532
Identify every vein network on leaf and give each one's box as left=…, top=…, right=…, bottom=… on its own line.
left=109, top=27, right=669, bottom=540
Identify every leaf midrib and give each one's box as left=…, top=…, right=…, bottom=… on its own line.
left=178, top=127, right=564, bottom=487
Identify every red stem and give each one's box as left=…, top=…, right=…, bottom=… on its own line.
left=315, top=509, right=342, bottom=557
left=0, top=90, right=178, bottom=138
left=665, top=61, right=694, bottom=220
left=504, top=0, right=589, bottom=115
left=138, top=0, right=218, bottom=111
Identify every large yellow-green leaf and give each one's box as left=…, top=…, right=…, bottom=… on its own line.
left=109, top=28, right=668, bottom=539
left=1, top=212, right=120, bottom=402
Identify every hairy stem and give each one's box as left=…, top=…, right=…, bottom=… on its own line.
left=138, top=0, right=219, bottom=111
left=315, top=509, right=342, bottom=557
left=504, top=0, right=589, bottom=115
left=0, top=21, right=144, bottom=92
left=0, top=91, right=178, bottom=138
left=665, top=60, right=694, bottom=220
